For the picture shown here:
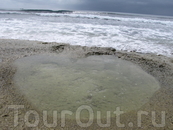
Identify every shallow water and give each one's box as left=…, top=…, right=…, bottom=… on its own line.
left=14, top=54, right=160, bottom=119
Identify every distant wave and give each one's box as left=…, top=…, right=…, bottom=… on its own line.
left=0, top=10, right=27, bottom=15
left=0, top=9, right=173, bottom=26
left=20, top=9, right=73, bottom=13
left=0, top=9, right=73, bottom=15
left=36, top=12, right=173, bottom=26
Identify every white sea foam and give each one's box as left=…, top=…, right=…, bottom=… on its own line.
left=0, top=11, right=173, bottom=56
left=37, top=12, right=173, bottom=26
left=0, top=10, right=29, bottom=15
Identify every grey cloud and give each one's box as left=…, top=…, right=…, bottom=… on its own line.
left=74, top=0, right=173, bottom=16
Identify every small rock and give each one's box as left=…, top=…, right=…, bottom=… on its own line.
left=52, top=45, right=65, bottom=52
left=159, top=64, right=164, bottom=68
left=42, top=42, right=49, bottom=44
left=2, top=114, right=9, bottom=117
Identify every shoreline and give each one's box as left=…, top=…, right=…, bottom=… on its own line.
left=0, top=39, right=173, bottom=129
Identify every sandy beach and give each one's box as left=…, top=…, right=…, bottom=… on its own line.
left=0, top=39, right=173, bottom=129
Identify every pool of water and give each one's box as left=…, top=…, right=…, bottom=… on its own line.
left=13, top=54, right=160, bottom=119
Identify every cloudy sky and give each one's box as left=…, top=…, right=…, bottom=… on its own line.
left=1, top=0, right=173, bottom=16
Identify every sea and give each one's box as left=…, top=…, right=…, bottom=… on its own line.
left=0, top=9, right=173, bottom=57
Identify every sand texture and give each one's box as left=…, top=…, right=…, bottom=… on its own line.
left=0, top=39, right=173, bottom=129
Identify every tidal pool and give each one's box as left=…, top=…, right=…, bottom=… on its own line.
left=14, top=54, right=160, bottom=119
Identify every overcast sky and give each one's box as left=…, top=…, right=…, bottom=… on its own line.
left=1, top=0, right=173, bottom=16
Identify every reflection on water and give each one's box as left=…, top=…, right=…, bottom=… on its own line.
left=14, top=54, right=160, bottom=119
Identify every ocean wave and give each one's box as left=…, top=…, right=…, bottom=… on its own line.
left=0, top=9, right=73, bottom=15
left=36, top=12, right=173, bottom=26
left=1, top=10, right=173, bottom=26
left=0, top=18, right=172, bottom=56
left=0, top=10, right=173, bottom=57
left=20, top=9, right=73, bottom=13
left=0, top=11, right=29, bottom=15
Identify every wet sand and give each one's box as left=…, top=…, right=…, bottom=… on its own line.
left=0, top=39, right=173, bottom=129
